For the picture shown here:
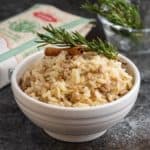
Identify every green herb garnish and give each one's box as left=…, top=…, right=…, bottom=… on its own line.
left=36, top=24, right=118, bottom=59
left=82, top=0, right=142, bottom=29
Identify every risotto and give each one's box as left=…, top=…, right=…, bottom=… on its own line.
left=20, top=50, right=133, bottom=107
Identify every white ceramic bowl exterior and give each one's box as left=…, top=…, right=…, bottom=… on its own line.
left=11, top=51, right=140, bottom=142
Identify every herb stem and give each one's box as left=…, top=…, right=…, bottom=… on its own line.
left=36, top=24, right=118, bottom=59
left=82, top=0, right=142, bottom=29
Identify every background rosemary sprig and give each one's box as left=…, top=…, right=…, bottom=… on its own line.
left=36, top=24, right=118, bottom=59
left=81, top=0, right=142, bottom=29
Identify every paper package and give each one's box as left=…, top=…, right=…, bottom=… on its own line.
left=0, top=4, right=92, bottom=89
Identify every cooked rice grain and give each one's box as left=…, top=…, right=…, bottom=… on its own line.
left=20, top=51, right=133, bottom=107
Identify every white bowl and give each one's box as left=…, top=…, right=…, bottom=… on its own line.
left=11, top=51, right=140, bottom=142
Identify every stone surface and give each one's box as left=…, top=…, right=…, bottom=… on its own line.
left=0, top=0, right=150, bottom=150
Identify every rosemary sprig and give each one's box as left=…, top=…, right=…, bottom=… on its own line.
left=36, top=24, right=118, bottom=59
left=81, top=0, right=142, bottom=29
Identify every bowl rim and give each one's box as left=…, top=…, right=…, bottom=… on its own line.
left=11, top=51, right=140, bottom=111
left=97, top=15, right=150, bottom=33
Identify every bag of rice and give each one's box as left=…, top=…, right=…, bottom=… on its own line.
left=0, top=4, right=93, bottom=88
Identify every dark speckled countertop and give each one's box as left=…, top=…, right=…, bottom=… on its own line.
left=0, top=0, right=150, bottom=150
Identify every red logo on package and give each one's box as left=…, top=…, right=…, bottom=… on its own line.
left=33, top=11, right=57, bottom=22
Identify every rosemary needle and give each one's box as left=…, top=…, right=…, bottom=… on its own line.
left=36, top=24, right=118, bottom=59
left=81, top=0, right=142, bottom=29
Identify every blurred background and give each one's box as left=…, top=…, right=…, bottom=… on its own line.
left=0, top=0, right=95, bottom=20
